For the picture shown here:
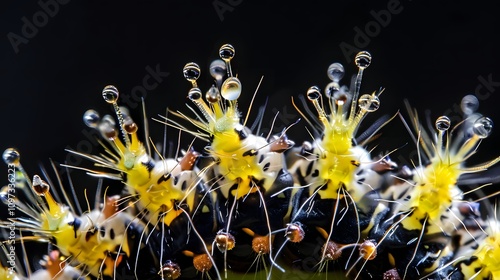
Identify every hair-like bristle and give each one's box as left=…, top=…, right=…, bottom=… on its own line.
left=2, top=43, right=500, bottom=280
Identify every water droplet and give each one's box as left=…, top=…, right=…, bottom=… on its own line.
left=123, top=116, right=138, bottom=134
left=219, top=44, right=235, bottom=61
left=209, top=59, right=226, bottom=81
left=327, top=63, right=345, bottom=82
left=0, top=186, right=14, bottom=205
left=83, top=109, right=100, bottom=128
left=435, top=116, right=451, bottom=131
left=221, top=77, right=241, bottom=101
left=307, top=86, right=321, bottom=100
left=460, top=94, right=479, bottom=115
left=183, top=62, right=201, bottom=83
left=188, top=87, right=202, bottom=101
left=32, top=174, right=49, bottom=195
left=325, top=82, right=340, bottom=98
left=473, top=116, right=493, bottom=138
left=358, top=94, right=380, bottom=112
left=99, top=116, right=118, bottom=140
left=2, top=148, right=20, bottom=166
left=355, top=51, right=372, bottom=69
left=102, top=85, right=119, bottom=104
left=160, top=261, right=181, bottom=280
left=206, top=85, right=221, bottom=103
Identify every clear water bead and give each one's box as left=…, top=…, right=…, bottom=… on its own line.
left=325, top=82, right=340, bottom=98
left=183, top=62, right=201, bottom=83
left=460, top=94, right=479, bottom=115
left=83, top=109, right=100, bottom=128
left=327, top=63, right=345, bottom=82
left=221, top=77, right=241, bottom=101
left=358, top=94, right=380, bottom=112
left=102, top=85, right=119, bottom=104
left=355, top=51, right=372, bottom=69
left=219, top=44, right=235, bottom=61
left=206, top=85, right=221, bottom=103
left=473, top=116, right=493, bottom=138
left=2, top=148, right=20, bottom=166
left=435, top=116, right=451, bottom=131
left=188, top=87, right=203, bottom=101
left=307, top=86, right=321, bottom=100
left=0, top=186, right=16, bottom=204
left=210, top=59, right=226, bottom=81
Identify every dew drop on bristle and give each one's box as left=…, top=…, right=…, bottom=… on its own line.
left=358, top=94, right=380, bottom=112
left=123, top=116, right=138, bottom=134
left=473, top=116, right=494, bottom=138
left=307, top=86, right=321, bottom=100
left=32, top=175, right=50, bottom=195
left=206, top=85, right=221, bottom=103
left=210, top=59, right=226, bottom=81
left=221, top=76, right=241, bottom=100
left=188, top=87, right=203, bottom=101
left=219, top=44, right=235, bottom=61
left=461, top=94, right=480, bottom=115
left=2, top=147, right=20, bottom=166
left=355, top=51, right=372, bottom=69
left=435, top=116, right=451, bottom=131
left=0, top=186, right=17, bottom=204
left=327, top=62, right=345, bottom=82
left=102, top=85, right=119, bottom=104
left=83, top=109, right=100, bottom=128
left=183, top=62, right=201, bottom=84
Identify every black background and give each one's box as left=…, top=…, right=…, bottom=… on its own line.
left=1, top=0, right=500, bottom=277
left=1, top=0, right=500, bottom=206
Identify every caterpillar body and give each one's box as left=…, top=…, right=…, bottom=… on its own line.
left=162, top=44, right=296, bottom=276
left=0, top=148, right=145, bottom=279
left=2, top=43, right=500, bottom=280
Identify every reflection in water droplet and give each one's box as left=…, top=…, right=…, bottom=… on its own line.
left=358, top=94, right=380, bottom=112
left=460, top=94, right=479, bottom=116
left=2, top=148, right=20, bottom=166
left=210, top=59, right=226, bottom=81
left=473, top=116, right=493, bottom=138
left=307, top=86, right=321, bottom=100
left=325, top=82, right=340, bottom=98
left=102, top=85, right=119, bottom=104
left=83, top=109, right=100, bottom=128
left=183, top=62, right=201, bottom=83
left=221, top=77, right=241, bottom=101
left=355, top=51, right=372, bottom=69
left=206, top=85, right=221, bottom=103
left=219, top=44, right=235, bottom=61
left=435, top=116, right=451, bottom=132
left=327, top=63, right=345, bottom=82
left=188, top=87, right=203, bottom=101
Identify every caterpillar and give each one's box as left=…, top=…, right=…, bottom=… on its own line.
left=0, top=147, right=147, bottom=279
left=2, top=43, right=500, bottom=280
